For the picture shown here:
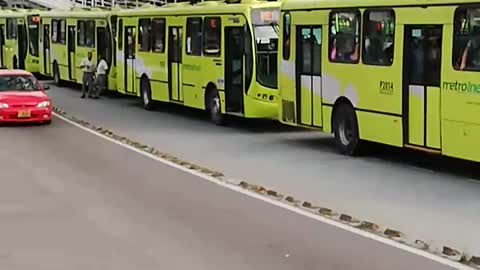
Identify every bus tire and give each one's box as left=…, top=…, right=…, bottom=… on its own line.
left=53, top=62, right=61, bottom=86
left=206, top=88, right=225, bottom=125
left=140, top=77, right=153, bottom=110
left=13, top=56, right=17, bottom=69
left=333, top=103, right=361, bottom=156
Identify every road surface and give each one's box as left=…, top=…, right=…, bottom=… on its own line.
left=46, top=83, right=480, bottom=256
left=0, top=115, right=465, bottom=269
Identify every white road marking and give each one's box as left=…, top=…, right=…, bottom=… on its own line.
left=53, top=112, right=471, bottom=270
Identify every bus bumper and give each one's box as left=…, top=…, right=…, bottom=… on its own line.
left=243, top=95, right=278, bottom=120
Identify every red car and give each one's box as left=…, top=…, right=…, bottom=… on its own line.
left=0, top=70, right=52, bottom=124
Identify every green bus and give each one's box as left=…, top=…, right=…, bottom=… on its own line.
left=38, top=7, right=117, bottom=90
left=0, top=8, right=41, bottom=72
left=278, top=0, right=480, bottom=162
left=115, top=0, right=280, bottom=124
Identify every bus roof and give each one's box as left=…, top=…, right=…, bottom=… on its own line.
left=0, top=8, right=41, bottom=18
left=282, top=0, right=480, bottom=11
left=39, top=7, right=118, bottom=18
left=115, top=0, right=280, bottom=17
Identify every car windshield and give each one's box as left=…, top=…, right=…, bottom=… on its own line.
left=0, top=75, right=39, bottom=92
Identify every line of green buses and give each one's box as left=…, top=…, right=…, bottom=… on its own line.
left=2, top=0, right=480, bottom=164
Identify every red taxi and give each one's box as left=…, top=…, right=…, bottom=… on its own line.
left=0, top=70, right=52, bottom=124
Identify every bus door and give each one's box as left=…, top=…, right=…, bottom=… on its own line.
left=67, top=26, right=76, bottom=81
left=124, top=26, right=136, bottom=94
left=403, top=25, right=442, bottom=149
left=97, top=26, right=110, bottom=88
left=224, top=26, right=244, bottom=114
left=117, top=19, right=124, bottom=93
left=295, top=26, right=323, bottom=127
left=110, top=16, right=117, bottom=74
left=43, top=24, right=51, bottom=75
left=168, top=26, right=183, bottom=102
left=0, top=24, right=4, bottom=67
left=17, top=21, right=27, bottom=70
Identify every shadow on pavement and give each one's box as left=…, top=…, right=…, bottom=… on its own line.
left=291, top=135, right=480, bottom=180
left=55, top=82, right=304, bottom=134
left=46, top=79, right=480, bottom=180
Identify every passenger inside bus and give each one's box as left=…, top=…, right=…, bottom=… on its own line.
left=409, top=37, right=424, bottom=85
left=459, top=26, right=480, bottom=70
left=330, top=36, right=359, bottom=62
left=363, top=22, right=394, bottom=65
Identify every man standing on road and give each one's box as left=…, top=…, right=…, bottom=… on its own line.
left=92, top=54, right=108, bottom=99
left=79, top=51, right=96, bottom=99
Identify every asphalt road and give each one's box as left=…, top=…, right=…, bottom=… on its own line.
left=0, top=115, right=464, bottom=269
left=46, top=83, right=480, bottom=256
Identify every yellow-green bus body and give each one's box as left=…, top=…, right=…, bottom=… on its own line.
left=38, top=8, right=117, bottom=91
left=0, top=9, right=41, bottom=73
left=279, top=0, right=480, bottom=162
left=115, top=0, right=280, bottom=121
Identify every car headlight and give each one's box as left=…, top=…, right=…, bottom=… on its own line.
left=37, top=101, right=50, bottom=108
left=0, top=103, right=9, bottom=109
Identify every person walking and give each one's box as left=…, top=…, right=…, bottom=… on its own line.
left=79, top=51, right=96, bottom=99
left=92, top=54, right=108, bottom=99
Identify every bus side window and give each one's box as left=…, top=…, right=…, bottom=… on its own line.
left=138, top=18, right=151, bottom=52
left=86, top=20, right=95, bottom=48
left=186, top=17, right=203, bottom=56
left=244, top=23, right=253, bottom=92
left=52, top=19, right=59, bottom=43
left=7, top=18, right=17, bottom=40
left=362, top=9, right=395, bottom=66
left=203, top=17, right=221, bottom=56
left=77, top=20, right=85, bottom=46
left=282, top=12, right=291, bottom=60
left=110, top=16, right=117, bottom=66
left=328, top=10, right=360, bottom=63
left=151, top=18, right=165, bottom=53
left=118, top=19, right=123, bottom=50
left=59, top=19, right=66, bottom=45
left=453, top=6, right=480, bottom=71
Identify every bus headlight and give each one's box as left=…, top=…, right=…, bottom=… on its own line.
left=0, top=103, right=9, bottom=109
left=37, top=101, right=50, bottom=108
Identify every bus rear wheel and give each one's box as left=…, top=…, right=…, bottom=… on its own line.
left=53, top=63, right=61, bottom=86
left=333, top=103, right=361, bottom=156
left=141, top=77, right=153, bottom=110
left=207, top=88, right=225, bottom=125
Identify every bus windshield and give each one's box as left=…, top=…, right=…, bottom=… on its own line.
left=252, top=8, right=279, bottom=89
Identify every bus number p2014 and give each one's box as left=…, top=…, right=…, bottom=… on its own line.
left=380, top=81, right=394, bottom=95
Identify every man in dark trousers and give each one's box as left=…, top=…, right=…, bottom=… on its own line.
left=79, top=51, right=96, bottom=98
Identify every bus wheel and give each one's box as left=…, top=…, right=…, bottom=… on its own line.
left=207, top=88, right=225, bottom=125
left=333, top=103, right=361, bottom=156
left=53, top=63, right=61, bottom=86
left=140, top=77, right=153, bottom=110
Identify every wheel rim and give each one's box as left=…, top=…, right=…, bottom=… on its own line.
left=142, top=88, right=149, bottom=105
left=339, top=116, right=354, bottom=146
left=54, top=69, right=59, bottom=83
left=211, top=95, right=220, bottom=115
